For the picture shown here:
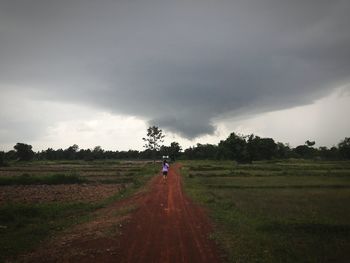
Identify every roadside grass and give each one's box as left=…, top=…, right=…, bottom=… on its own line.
left=0, top=160, right=156, bottom=262
left=97, top=162, right=156, bottom=206
left=0, top=202, right=98, bottom=262
left=112, top=204, right=138, bottom=217
left=182, top=160, right=350, bottom=263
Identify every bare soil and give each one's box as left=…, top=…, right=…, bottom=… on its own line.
left=0, top=169, right=134, bottom=177
left=16, top=164, right=223, bottom=263
left=0, top=184, right=122, bottom=204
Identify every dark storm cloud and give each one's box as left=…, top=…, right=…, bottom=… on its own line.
left=1, top=0, right=349, bottom=138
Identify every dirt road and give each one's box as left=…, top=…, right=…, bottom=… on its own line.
left=114, top=163, right=222, bottom=263
left=22, top=164, right=222, bottom=263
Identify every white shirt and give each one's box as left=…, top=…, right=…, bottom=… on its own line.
left=162, top=163, right=169, bottom=172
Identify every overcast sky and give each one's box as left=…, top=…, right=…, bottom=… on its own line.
left=1, top=0, right=349, bottom=151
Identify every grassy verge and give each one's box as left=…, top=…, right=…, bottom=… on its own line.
left=181, top=160, right=350, bottom=263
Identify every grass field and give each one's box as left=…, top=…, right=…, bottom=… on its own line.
left=182, top=159, right=350, bottom=263
left=0, top=160, right=156, bottom=262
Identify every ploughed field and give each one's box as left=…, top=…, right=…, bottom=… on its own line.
left=182, top=159, right=350, bottom=263
left=0, top=161, right=149, bottom=204
left=0, top=160, right=154, bottom=262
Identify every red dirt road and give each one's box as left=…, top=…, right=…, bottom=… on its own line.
left=21, top=164, right=222, bottom=263
left=114, top=163, right=222, bottom=263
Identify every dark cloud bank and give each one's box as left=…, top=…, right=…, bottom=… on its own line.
left=0, top=0, right=349, bottom=139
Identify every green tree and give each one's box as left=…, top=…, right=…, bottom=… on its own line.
left=276, top=142, right=291, bottom=158
left=305, top=140, right=316, bottom=147
left=64, top=144, right=79, bottom=160
left=218, top=132, right=250, bottom=163
left=338, top=137, right=350, bottom=159
left=5, top=150, right=17, bottom=160
left=142, top=126, right=165, bottom=165
left=294, top=145, right=315, bottom=159
left=45, top=148, right=56, bottom=160
left=318, top=146, right=339, bottom=160
left=0, top=151, right=5, bottom=166
left=169, top=142, right=182, bottom=161
left=187, top=143, right=218, bottom=160
left=93, top=146, right=104, bottom=159
left=14, top=143, right=34, bottom=161
left=247, top=135, right=277, bottom=160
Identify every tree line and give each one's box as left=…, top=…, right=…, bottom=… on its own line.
left=183, top=134, right=350, bottom=162
left=0, top=132, right=349, bottom=165
left=0, top=142, right=182, bottom=164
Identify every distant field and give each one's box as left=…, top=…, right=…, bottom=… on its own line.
left=0, top=160, right=155, bottom=262
left=182, top=159, right=350, bottom=263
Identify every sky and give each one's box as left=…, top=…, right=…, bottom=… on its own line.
left=0, top=0, right=349, bottom=151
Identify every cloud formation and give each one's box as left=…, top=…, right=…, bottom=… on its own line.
left=0, top=0, right=349, bottom=140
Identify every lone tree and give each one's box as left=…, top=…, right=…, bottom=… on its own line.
left=305, top=140, right=316, bottom=147
left=14, top=143, right=34, bottom=161
left=143, top=126, right=165, bottom=165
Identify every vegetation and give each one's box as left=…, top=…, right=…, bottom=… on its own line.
left=183, top=134, right=350, bottom=161
left=0, top=173, right=86, bottom=186
left=0, top=202, right=97, bottom=262
left=14, top=143, right=35, bottom=161
left=1, top=134, right=349, bottom=163
left=0, top=160, right=156, bottom=262
left=339, top=137, right=350, bottom=159
left=142, top=126, right=165, bottom=150
left=160, top=141, right=182, bottom=161
left=0, top=151, right=6, bottom=167
left=182, top=160, right=350, bottom=263
left=0, top=129, right=349, bottom=261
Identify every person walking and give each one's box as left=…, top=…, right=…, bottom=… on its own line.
left=162, top=159, right=170, bottom=182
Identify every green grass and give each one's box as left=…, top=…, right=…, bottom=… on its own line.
left=187, top=160, right=350, bottom=178
left=0, top=160, right=156, bottom=262
left=182, top=160, right=350, bottom=263
left=0, top=173, right=87, bottom=185
left=0, top=202, right=98, bottom=262
left=97, top=162, right=156, bottom=205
